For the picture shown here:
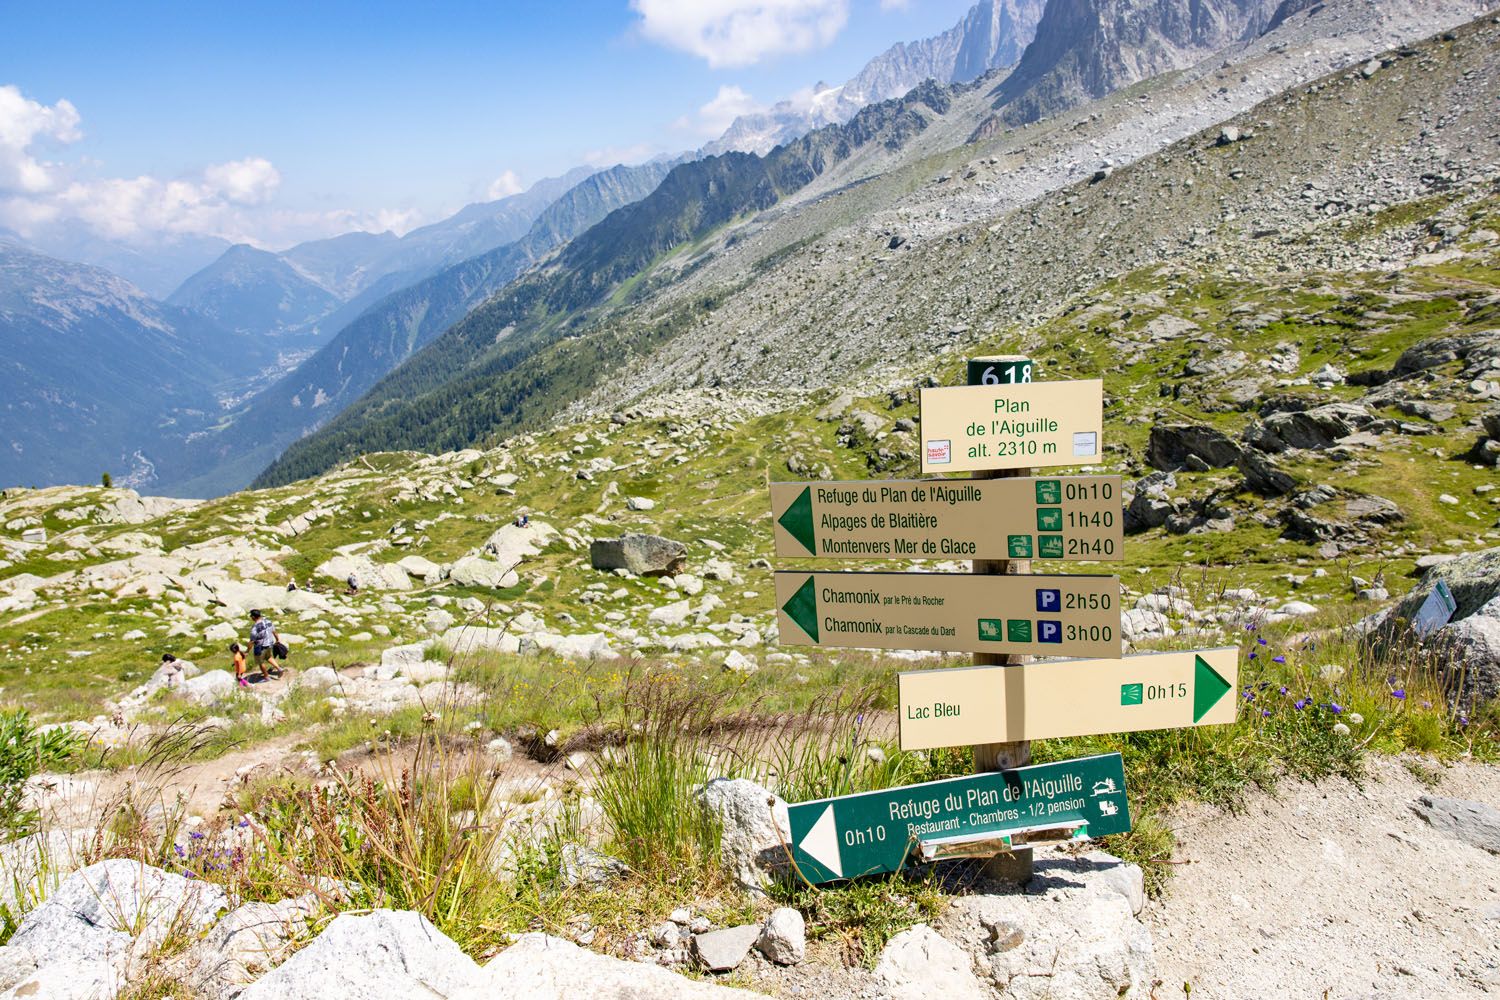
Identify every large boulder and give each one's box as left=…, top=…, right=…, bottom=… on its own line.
left=396, top=555, right=446, bottom=583
left=181, top=894, right=320, bottom=996
left=590, top=534, right=688, bottom=576
left=440, top=625, right=521, bottom=655
left=482, top=521, right=559, bottom=567
left=1146, top=424, right=1242, bottom=471
left=451, top=933, right=763, bottom=999
left=1376, top=548, right=1500, bottom=700
left=1246, top=403, right=1371, bottom=452
left=1237, top=449, right=1298, bottom=497
left=181, top=669, right=238, bottom=706
left=315, top=554, right=410, bottom=591
left=449, top=556, right=520, bottom=590
left=694, top=778, right=789, bottom=893
left=929, top=851, right=1155, bottom=1000
left=875, top=924, right=988, bottom=1000
left=0, top=860, right=227, bottom=997
left=238, top=910, right=483, bottom=1000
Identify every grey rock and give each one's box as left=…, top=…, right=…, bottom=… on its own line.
left=590, top=533, right=689, bottom=576
left=1238, top=449, right=1297, bottom=497
left=561, top=844, right=631, bottom=888
left=1413, top=795, right=1500, bottom=854
left=181, top=669, right=238, bottom=706
left=238, top=910, right=483, bottom=1000
left=934, top=852, right=1155, bottom=1000
left=1146, top=424, right=1242, bottom=471
left=455, top=933, right=763, bottom=998
left=1483, top=409, right=1500, bottom=440
left=2, top=860, right=227, bottom=996
left=1248, top=403, right=1372, bottom=452
left=875, top=924, right=987, bottom=1000
left=183, top=893, right=320, bottom=996
left=449, top=555, right=521, bottom=590
left=691, top=924, right=761, bottom=972
left=755, top=907, right=805, bottom=965
left=694, top=778, right=789, bottom=893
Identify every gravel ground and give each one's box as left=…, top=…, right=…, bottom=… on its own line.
left=1148, top=755, right=1500, bottom=999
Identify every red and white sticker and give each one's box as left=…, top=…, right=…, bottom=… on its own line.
left=926, top=439, right=952, bottom=465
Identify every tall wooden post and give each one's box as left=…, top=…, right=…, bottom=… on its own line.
left=968, top=355, right=1034, bottom=885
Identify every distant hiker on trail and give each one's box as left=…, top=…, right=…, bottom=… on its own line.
left=286, top=579, right=298, bottom=591
left=159, top=653, right=185, bottom=688
left=230, top=643, right=247, bottom=687
left=346, top=572, right=359, bottom=595
left=248, top=609, right=284, bottom=681
left=515, top=513, right=529, bottom=528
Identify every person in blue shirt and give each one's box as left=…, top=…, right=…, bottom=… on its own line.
left=248, top=609, right=284, bottom=681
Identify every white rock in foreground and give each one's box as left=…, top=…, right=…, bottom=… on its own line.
left=238, top=910, right=483, bottom=1000
left=875, top=924, right=988, bottom=1000
left=452, top=932, right=762, bottom=999
left=694, top=777, right=789, bottom=893
left=0, top=860, right=227, bottom=998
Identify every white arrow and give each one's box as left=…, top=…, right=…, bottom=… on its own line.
left=800, top=804, right=843, bottom=878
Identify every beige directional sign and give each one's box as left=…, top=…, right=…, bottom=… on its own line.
left=770, top=476, right=1122, bottom=561
left=897, top=647, right=1239, bottom=749
left=775, top=570, right=1121, bottom=658
left=919, top=379, right=1104, bottom=474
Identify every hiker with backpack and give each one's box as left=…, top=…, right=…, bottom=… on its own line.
left=248, top=609, right=285, bottom=681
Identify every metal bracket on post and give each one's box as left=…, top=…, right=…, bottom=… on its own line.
left=917, top=822, right=1088, bottom=864
left=968, top=354, right=1035, bottom=885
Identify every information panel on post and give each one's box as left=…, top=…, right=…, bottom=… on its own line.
left=897, top=647, right=1239, bottom=749
left=919, top=379, right=1105, bottom=474
left=770, top=476, right=1123, bottom=562
left=774, top=570, right=1122, bottom=658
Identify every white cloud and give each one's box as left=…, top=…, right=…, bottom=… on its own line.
left=686, top=85, right=764, bottom=137
left=202, top=156, right=280, bottom=205
left=631, top=0, right=849, bottom=68
left=486, top=169, right=524, bottom=200
left=582, top=142, right=659, bottom=168
left=0, top=85, right=82, bottom=194
left=879, top=0, right=910, bottom=9
left=0, top=84, right=416, bottom=249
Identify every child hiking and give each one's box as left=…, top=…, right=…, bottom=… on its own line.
left=231, top=643, right=247, bottom=687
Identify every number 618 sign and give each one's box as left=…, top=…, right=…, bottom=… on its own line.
left=967, top=359, right=1033, bottom=385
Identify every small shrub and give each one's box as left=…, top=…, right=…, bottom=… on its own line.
left=0, top=709, right=82, bottom=841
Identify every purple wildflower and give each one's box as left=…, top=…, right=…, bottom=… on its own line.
left=1257, top=637, right=1267, bottom=646
left=1261, top=709, right=1271, bottom=718
left=1279, top=686, right=1288, bottom=696
left=1272, top=655, right=1286, bottom=664
left=1294, top=699, right=1309, bottom=710
left=1328, top=702, right=1343, bottom=714
left=1390, top=689, right=1406, bottom=700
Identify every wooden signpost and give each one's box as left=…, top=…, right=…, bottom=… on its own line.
left=897, top=647, right=1239, bottom=749
left=766, top=355, right=1239, bottom=887
left=769, top=475, right=1123, bottom=562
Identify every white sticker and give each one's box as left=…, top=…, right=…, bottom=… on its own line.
left=926, top=440, right=952, bottom=465
left=1414, top=579, right=1457, bottom=638
left=1072, top=431, right=1098, bottom=457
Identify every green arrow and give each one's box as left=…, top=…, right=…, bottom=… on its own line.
left=782, top=575, right=820, bottom=643
left=778, top=486, right=816, bottom=555
left=1193, top=654, right=1231, bottom=723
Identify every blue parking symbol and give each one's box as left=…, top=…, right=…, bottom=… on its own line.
left=1038, top=620, right=1062, bottom=643
left=1035, top=589, right=1061, bottom=613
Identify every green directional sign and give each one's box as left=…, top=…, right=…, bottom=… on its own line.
left=786, top=754, right=1130, bottom=884
left=768, top=477, right=1122, bottom=561
left=896, top=647, right=1239, bottom=749
left=774, top=570, right=1122, bottom=658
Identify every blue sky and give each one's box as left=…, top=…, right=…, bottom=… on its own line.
left=0, top=0, right=974, bottom=249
